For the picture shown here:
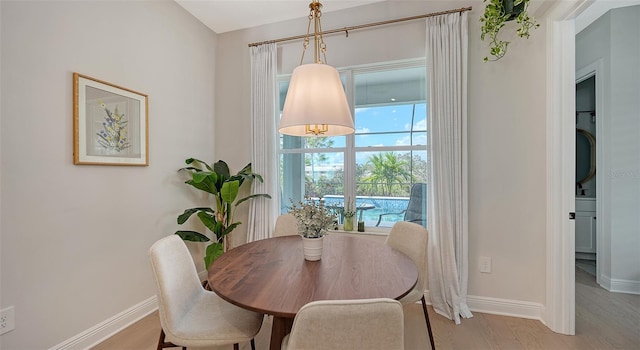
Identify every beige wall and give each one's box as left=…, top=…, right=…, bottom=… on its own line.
left=215, top=0, right=548, bottom=304
left=0, top=1, right=216, bottom=348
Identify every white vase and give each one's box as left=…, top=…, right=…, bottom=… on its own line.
left=302, top=236, right=324, bottom=261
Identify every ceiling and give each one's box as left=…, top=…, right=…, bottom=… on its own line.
left=175, top=0, right=640, bottom=39
left=576, top=0, right=640, bottom=33
left=175, top=0, right=386, bottom=34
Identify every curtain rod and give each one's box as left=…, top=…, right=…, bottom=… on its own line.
left=248, top=6, right=472, bottom=47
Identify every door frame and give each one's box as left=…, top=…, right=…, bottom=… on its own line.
left=544, top=0, right=592, bottom=335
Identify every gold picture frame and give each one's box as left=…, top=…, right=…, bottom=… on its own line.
left=73, top=73, right=148, bottom=166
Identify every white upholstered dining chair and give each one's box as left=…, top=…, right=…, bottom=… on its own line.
left=386, top=221, right=436, bottom=349
left=149, top=235, right=263, bottom=350
left=281, top=298, right=404, bottom=350
left=273, top=213, right=298, bottom=237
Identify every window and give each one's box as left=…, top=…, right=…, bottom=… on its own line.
left=278, top=61, right=427, bottom=229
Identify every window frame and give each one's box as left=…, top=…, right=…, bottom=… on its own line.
left=277, top=59, right=428, bottom=233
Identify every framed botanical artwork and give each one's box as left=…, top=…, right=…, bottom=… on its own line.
left=73, top=73, right=148, bottom=165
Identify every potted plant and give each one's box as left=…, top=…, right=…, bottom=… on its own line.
left=480, top=0, right=539, bottom=61
left=342, top=197, right=356, bottom=231
left=288, top=198, right=336, bottom=261
left=175, top=158, right=271, bottom=269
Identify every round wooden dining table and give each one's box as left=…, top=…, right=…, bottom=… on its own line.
left=207, top=234, right=418, bottom=350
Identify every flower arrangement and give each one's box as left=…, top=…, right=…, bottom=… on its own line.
left=343, top=197, right=356, bottom=219
left=96, top=101, right=131, bottom=152
left=289, top=198, right=336, bottom=238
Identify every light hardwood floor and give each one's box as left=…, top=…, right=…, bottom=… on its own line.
left=92, top=267, right=639, bottom=350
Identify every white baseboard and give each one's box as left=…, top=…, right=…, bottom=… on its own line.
left=54, top=291, right=546, bottom=350
left=599, top=274, right=640, bottom=295
left=466, top=295, right=543, bottom=320
left=424, top=290, right=543, bottom=320
left=575, top=252, right=596, bottom=260
left=49, top=296, right=158, bottom=350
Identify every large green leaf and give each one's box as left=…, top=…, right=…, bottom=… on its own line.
left=252, top=173, right=264, bottom=183
left=175, top=231, right=210, bottom=242
left=190, top=172, right=218, bottom=194
left=213, top=160, right=231, bottom=179
left=236, top=163, right=261, bottom=184
left=191, top=171, right=213, bottom=183
left=186, top=158, right=213, bottom=171
left=221, top=222, right=241, bottom=236
left=197, top=211, right=220, bottom=234
left=220, top=180, right=240, bottom=204
left=238, top=163, right=252, bottom=174
left=228, top=174, right=246, bottom=187
left=185, top=178, right=214, bottom=194
left=177, top=207, right=213, bottom=224
left=204, top=242, right=224, bottom=269
left=235, top=193, right=272, bottom=207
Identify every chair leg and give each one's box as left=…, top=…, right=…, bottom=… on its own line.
left=231, top=339, right=255, bottom=350
left=202, top=279, right=212, bottom=291
left=421, top=296, right=436, bottom=350
left=156, top=330, right=164, bottom=350
left=157, top=329, right=185, bottom=350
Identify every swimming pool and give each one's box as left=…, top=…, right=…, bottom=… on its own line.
left=323, top=195, right=411, bottom=228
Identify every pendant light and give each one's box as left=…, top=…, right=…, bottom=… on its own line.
left=279, top=1, right=354, bottom=137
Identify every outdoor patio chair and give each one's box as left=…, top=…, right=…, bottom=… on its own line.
left=375, top=183, right=427, bottom=227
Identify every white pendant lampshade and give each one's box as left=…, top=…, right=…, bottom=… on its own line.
left=280, top=63, right=354, bottom=136
left=278, top=1, right=355, bottom=137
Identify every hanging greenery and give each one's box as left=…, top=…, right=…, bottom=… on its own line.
left=480, top=0, right=540, bottom=62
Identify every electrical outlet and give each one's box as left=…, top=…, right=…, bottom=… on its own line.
left=1, top=306, right=16, bottom=335
left=479, top=256, right=492, bottom=273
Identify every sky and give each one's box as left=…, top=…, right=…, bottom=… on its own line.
left=279, top=102, right=428, bottom=177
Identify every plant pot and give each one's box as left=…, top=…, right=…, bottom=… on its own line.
left=503, top=0, right=524, bottom=21
left=302, top=236, right=324, bottom=261
left=343, top=217, right=354, bottom=231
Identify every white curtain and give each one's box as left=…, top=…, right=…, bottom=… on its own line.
left=425, top=12, right=473, bottom=324
left=247, top=43, right=279, bottom=242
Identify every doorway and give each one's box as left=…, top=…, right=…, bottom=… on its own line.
left=574, top=75, right=597, bottom=277
left=542, top=0, right=640, bottom=335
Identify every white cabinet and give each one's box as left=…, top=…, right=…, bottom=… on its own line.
left=575, top=198, right=596, bottom=256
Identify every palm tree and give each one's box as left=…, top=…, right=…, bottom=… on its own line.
left=305, top=137, right=334, bottom=193
left=363, top=153, right=411, bottom=196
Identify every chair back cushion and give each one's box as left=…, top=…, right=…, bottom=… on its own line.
left=386, top=221, right=428, bottom=294
left=149, top=235, right=203, bottom=334
left=284, top=298, right=404, bottom=350
left=273, top=213, right=299, bottom=237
